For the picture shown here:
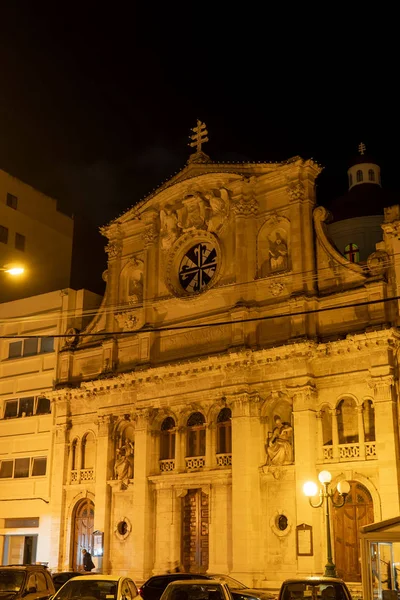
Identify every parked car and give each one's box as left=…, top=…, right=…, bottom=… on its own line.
left=160, top=580, right=232, bottom=600
left=53, top=574, right=138, bottom=600
left=0, top=564, right=55, bottom=600
left=51, top=571, right=86, bottom=591
left=277, top=577, right=352, bottom=600
left=139, top=573, right=274, bottom=600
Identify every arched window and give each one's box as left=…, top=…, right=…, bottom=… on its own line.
left=344, top=243, right=360, bottom=263
left=320, top=406, right=332, bottom=446
left=337, top=398, right=359, bottom=444
left=349, top=173, right=353, bottom=187
left=186, top=412, right=206, bottom=457
left=363, top=400, right=375, bottom=442
left=368, top=169, right=375, bottom=182
left=160, top=417, right=176, bottom=460
left=71, top=439, right=78, bottom=470
left=357, top=170, right=363, bottom=182
left=217, top=408, right=232, bottom=454
left=82, top=432, right=96, bottom=469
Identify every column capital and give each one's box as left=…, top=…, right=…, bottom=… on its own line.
left=368, top=375, right=394, bottom=399
left=97, top=414, right=117, bottom=436
left=105, top=239, right=123, bottom=260
left=288, top=383, right=317, bottom=410
left=226, top=390, right=260, bottom=417
left=55, top=420, right=72, bottom=443
left=135, top=407, right=155, bottom=430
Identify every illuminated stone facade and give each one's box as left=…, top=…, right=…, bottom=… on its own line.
left=49, top=152, right=400, bottom=588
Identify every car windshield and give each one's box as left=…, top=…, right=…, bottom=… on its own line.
left=164, top=583, right=226, bottom=600
left=0, top=571, right=25, bottom=593
left=209, top=576, right=246, bottom=591
left=281, top=582, right=349, bottom=600
left=54, top=579, right=118, bottom=600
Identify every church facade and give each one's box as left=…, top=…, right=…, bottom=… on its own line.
left=50, top=129, right=400, bottom=587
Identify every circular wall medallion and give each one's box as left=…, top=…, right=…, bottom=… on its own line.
left=178, top=242, right=217, bottom=293
left=165, top=232, right=222, bottom=297
left=270, top=510, right=292, bottom=537
left=114, top=516, right=132, bottom=541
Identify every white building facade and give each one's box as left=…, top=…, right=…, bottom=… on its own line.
left=45, top=139, right=400, bottom=588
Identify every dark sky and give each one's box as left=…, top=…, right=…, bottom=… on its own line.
left=0, top=5, right=398, bottom=292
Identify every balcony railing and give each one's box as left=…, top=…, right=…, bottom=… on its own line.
left=185, top=456, right=205, bottom=470
left=159, top=459, right=175, bottom=472
left=322, top=441, right=376, bottom=462
left=70, top=468, right=95, bottom=483
left=216, top=453, right=232, bottom=467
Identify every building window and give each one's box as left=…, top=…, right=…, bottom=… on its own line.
left=368, top=169, right=375, bottom=182
left=8, top=337, right=54, bottom=359
left=216, top=408, right=232, bottom=454
left=15, top=233, right=25, bottom=251
left=0, top=225, right=8, bottom=244
left=363, top=400, right=376, bottom=442
left=82, top=432, right=96, bottom=469
left=337, top=397, right=359, bottom=444
left=344, top=243, right=360, bottom=263
left=160, top=417, right=176, bottom=460
left=0, top=457, right=47, bottom=479
left=186, top=412, right=206, bottom=457
left=6, top=193, right=18, bottom=210
left=3, top=396, right=51, bottom=419
left=356, top=170, right=363, bottom=182
left=320, top=405, right=333, bottom=446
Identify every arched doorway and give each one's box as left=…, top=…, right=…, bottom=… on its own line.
left=333, top=481, right=374, bottom=581
left=181, top=489, right=209, bottom=573
left=72, top=498, right=95, bottom=570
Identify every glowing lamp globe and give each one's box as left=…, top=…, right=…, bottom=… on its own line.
left=318, top=470, right=332, bottom=484
left=6, top=267, right=24, bottom=276
left=303, top=481, right=318, bottom=497
left=337, top=480, right=350, bottom=495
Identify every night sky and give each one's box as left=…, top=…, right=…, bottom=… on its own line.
left=0, top=6, right=398, bottom=293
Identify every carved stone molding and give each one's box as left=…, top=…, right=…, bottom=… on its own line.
left=105, top=241, right=122, bottom=260
left=367, top=250, right=389, bottom=275
left=227, top=390, right=260, bottom=417
left=286, top=182, right=305, bottom=202
left=382, top=222, right=400, bottom=238
left=142, top=223, right=158, bottom=248
left=269, top=280, right=285, bottom=296
left=232, top=196, right=258, bottom=216
left=97, top=414, right=117, bottom=436
left=368, top=375, right=394, bottom=401
left=55, top=421, right=72, bottom=443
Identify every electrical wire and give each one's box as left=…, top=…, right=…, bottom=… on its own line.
left=0, top=293, right=398, bottom=339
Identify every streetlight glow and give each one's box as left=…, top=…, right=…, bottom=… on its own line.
left=303, top=481, right=318, bottom=497
left=5, top=267, right=24, bottom=276
left=318, top=470, right=332, bottom=484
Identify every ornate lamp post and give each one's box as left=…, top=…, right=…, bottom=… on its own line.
left=303, top=470, right=350, bottom=577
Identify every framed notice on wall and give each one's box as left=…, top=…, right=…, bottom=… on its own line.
left=93, top=531, right=104, bottom=557
left=296, top=523, right=313, bottom=556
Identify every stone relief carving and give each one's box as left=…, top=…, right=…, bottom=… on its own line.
left=204, top=188, right=229, bottom=234
left=115, top=308, right=143, bottom=331
left=286, top=182, right=305, bottom=201
left=127, top=257, right=144, bottom=304
left=367, top=250, right=389, bottom=276
left=160, top=206, right=180, bottom=250
left=258, top=216, right=290, bottom=278
left=269, top=281, right=285, bottom=296
left=265, top=414, right=293, bottom=466
left=142, top=224, right=158, bottom=247
left=268, top=231, right=288, bottom=272
left=105, top=241, right=122, bottom=260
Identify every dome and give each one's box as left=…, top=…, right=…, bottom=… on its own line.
left=329, top=183, right=396, bottom=221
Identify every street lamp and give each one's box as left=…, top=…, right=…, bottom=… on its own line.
left=0, top=265, right=24, bottom=276
left=303, top=470, right=350, bottom=578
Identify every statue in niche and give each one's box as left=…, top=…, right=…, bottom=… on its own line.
left=128, top=257, right=144, bottom=304
left=268, top=231, right=288, bottom=273
left=204, top=188, right=229, bottom=234
left=160, top=206, right=180, bottom=250
left=114, top=440, right=135, bottom=490
left=265, top=415, right=293, bottom=466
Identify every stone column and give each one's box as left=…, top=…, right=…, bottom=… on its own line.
left=94, top=414, right=115, bottom=573
left=142, top=212, right=159, bottom=325
left=208, top=478, right=231, bottom=573
left=316, top=411, right=324, bottom=462
left=205, top=422, right=215, bottom=469
left=232, top=183, right=258, bottom=284
left=357, top=405, right=366, bottom=460
left=131, top=409, right=154, bottom=579
left=369, top=375, right=400, bottom=517
left=331, top=409, right=340, bottom=461
left=229, top=390, right=262, bottom=585
left=49, top=420, right=71, bottom=570
left=292, top=385, right=322, bottom=575
left=104, top=234, right=123, bottom=333
left=153, top=486, right=174, bottom=573
left=175, top=427, right=186, bottom=472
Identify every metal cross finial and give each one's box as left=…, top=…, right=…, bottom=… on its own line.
left=358, top=142, right=366, bottom=155
left=189, top=120, right=209, bottom=154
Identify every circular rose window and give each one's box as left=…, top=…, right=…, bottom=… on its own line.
left=178, top=242, right=218, bottom=293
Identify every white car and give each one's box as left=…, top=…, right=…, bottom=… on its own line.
left=53, top=574, right=139, bottom=600
left=160, top=580, right=233, bottom=600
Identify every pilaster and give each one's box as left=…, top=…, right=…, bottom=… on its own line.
left=233, top=182, right=258, bottom=284
left=208, top=479, right=231, bottom=573
left=105, top=233, right=123, bottom=332
left=49, top=421, right=71, bottom=570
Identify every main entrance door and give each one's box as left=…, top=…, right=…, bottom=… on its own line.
left=182, top=489, right=209, bottom=573
left=72, top=498, right=95, bottom=570
left=333, top=481, right=374, bottom=581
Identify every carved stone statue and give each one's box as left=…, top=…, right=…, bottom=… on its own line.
left=160, top=206, right=180, bottom=250
left=265, top=415, right=293, bottom=466
left=178, top=193, right=207, bottom=231
left=127, top=257, right=144, bottom=304
left=268, top=231, right=288, bottom=272
left=204, top=188, right=229, bottom=234
left=114, top=440, right=134, bottom=490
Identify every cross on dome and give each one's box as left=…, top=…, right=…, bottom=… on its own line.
left=358, top=142, right=366, bottom=155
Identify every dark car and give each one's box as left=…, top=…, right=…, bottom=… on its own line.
left=0, top=564, right=55, bottom=600
left=51, top=572, right=84, bottom=591
left=277, top=577, right=352, bottom=600
left=139, top=573, right=274, bottom=600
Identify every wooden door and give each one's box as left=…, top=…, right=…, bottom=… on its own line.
left=181, top=489, right=209, bottom=573
left=72, top=498, right=95, bottom=570
left=333, top=481, right=374, bottom=581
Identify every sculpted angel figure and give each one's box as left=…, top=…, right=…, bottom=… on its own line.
left=266, top=415, right=293, bottom=466
left=205, top=188, right=230, bottom=233
left=160, top=206, right=180, bottom=250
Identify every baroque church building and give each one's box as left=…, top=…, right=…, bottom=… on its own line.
left=50, top=127, right=400, bottom=587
